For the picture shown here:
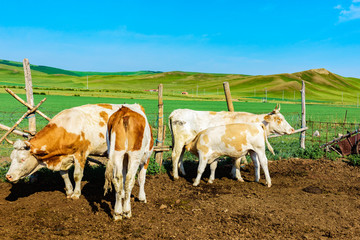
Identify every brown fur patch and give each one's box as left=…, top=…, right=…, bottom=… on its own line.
left=107, top=106, right=146, bottom=151
left=99, top=111, right=109, bottom=122
left=97, top=104, right=113, bottom=110
left=29, top=123, right=90, bottom=169
left=202, top=134, right=210, bottom=145
left=197, top=137, right=210, bottom=156
left=273, top=116, right=283, bottom=125
left=99, top=121, right=105, bottom=127
left=144, top=158, right=150, bottom=169
left=221, top=124, right=259, bottom=151
left=186, top=132, right=209, bottom=157
left=99, top=133, right=104, bottom=139
left=209, top=112, right=217, bottom=115
left=264, top=115, right=271, bottom=122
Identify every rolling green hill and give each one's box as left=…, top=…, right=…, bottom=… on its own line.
left=0, top=59, right=359, bottom=105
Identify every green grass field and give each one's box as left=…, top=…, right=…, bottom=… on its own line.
left=1, top=92, right=359, bottom=158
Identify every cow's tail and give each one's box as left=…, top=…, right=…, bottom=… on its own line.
left=168, top=115, right=175, bottom=149
left=261, top=124, right=275, bottom=155
left=104, top=131, right=116, bottom=195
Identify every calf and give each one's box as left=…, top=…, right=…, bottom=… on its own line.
left=104, top=104, right=154, bottom=220
left=186, top=123, right=274, bottom=187
left=169, top=104, right=294, bottom=179
left=6, top=104, right=123, bottom=199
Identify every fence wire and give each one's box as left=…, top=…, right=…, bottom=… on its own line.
left=3, top=109, right=351, bottom=161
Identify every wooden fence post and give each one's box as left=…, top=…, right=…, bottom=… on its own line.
left=300, top=80, right=306, bottom=149
left=23, top=58, right=36, bottom=135
left=223, top=82, right=234, bottom=112
left=155, top=84, right=164, bottom=165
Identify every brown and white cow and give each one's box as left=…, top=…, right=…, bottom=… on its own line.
left=104, top=104, right=154, bottom=220
left=186, top=123, right=274, bottom=187
left=6, top=104, right=124, bottom=199
left=169, top=104, right=294, bottom=180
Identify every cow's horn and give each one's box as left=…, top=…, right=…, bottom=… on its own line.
left=24, top=141, right=31, bottom=149
left=278, top=104, right=281, bottom=111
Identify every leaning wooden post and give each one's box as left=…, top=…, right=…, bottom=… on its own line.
left=5, top=88, right=51, bottom=121
left=23, top=58, right=36, bottom=135
left=300, top=80, right=306, bottom=149
left=155, top=84, right=164, bottom=166
left=223, top=82, right=234, bottom=112
left=0, top=98, right=46, bottom=144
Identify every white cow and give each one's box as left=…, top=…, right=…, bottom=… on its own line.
left=104, top=104, right=154, bottom=220
left=169, top=104, right=294, bottom=180
left=6, top=104, right=123, bottom=199
left=186, top=123, right=274, bottom=186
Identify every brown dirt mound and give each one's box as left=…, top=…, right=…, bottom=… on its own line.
left=0, top=158, right=359, bottom=239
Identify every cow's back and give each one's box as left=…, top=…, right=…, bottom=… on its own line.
left=30, top=104, right=122, bottom=157
left=107, top=104, right=153, bottom=153
left=169, top=109, right=266, bottom=144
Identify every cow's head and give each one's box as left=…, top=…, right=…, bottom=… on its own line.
left=264, top=104, right=295, bottom=135
left=6, top=140, right=42, bottom=182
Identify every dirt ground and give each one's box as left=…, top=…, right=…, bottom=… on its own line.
left=0, top=157, right=360, bottom=239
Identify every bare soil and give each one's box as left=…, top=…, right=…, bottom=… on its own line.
left=0, top=158, right=360, bottom=239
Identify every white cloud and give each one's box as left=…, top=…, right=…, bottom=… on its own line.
left=334, top=4, right=342, bottom=9
left=338, top=2, right=360, bottom=22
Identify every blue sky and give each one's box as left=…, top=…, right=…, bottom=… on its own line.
left=1, top=0, right=360, bottom=77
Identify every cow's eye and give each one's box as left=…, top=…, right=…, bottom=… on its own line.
left=21, top=159, right=26, bottom=163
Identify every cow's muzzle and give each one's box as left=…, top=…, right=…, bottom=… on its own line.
left=5, top=174, right=16, bottom=182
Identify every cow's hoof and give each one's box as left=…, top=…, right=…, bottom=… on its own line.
left=193, top=182, right=199, bottom=187
left=208, top=179, right=214, bottom=184
left=123, top=211, right=132, bottom=219
left=70, top=193, right=80, bottom=199
left=267, top=183, right=272, bottom=188
left=113, top=214, right=122, bottom=221
left=236, top=177, right=245, bottom=182
left=138, top=198, right=147, bottom=203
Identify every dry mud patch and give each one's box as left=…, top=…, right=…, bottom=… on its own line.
left=0, top=158, right=359, bottom=239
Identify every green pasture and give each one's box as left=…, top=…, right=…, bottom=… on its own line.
left=1, top=93, right=359, bottom=158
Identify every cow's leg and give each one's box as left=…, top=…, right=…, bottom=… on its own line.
left=231, top=157, right=245, bottom=182
left=208, top=160, right=218, bottom=184
left=123, top=154, right=140, bottom=219
left=178, top=148, right=186, bottom=177
left=71, top=156, right=85, bottom=199
left=250, top=151, right=261, bottom=182
left=60, top=170, right=74, bottom=197
left=193, top=153, right=208, bottom=186
left=171, top=141, right=185, bottom=179
left=137, top=157, right=150, bottom=203
left=256, top=150, right=271, bottom=187
left=112, top=151, right=125, bottom=221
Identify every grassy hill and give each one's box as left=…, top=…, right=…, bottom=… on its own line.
left=0, top=59, right=359, bottom=105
